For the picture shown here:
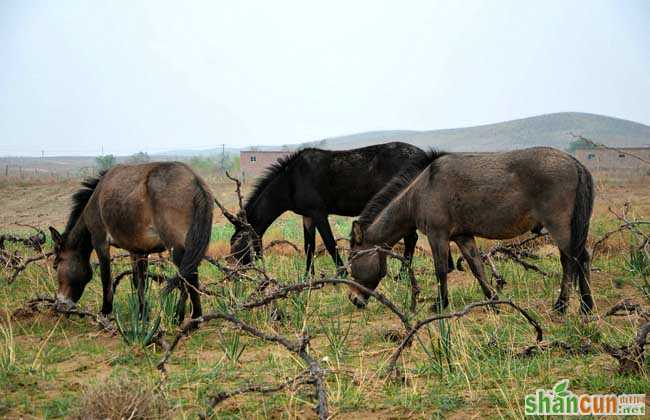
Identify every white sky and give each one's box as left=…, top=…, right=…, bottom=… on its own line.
left=1, top=0, right=649, bottom=156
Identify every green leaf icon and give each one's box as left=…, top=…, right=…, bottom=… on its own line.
left=553, top=379, right=570, bottom=397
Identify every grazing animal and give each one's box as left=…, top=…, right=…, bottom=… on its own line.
left=348, top=147, right=595, bottom=314
left=49, top=162, right=213, bottom=322
left=230, top=142, right=454, bottom=274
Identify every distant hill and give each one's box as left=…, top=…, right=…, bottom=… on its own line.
left=306, top=112, right=650, bottom=152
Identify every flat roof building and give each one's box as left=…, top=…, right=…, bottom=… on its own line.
left=240, top=149, right=295, bottom=182
left=574, top=147, right=650, bottom=174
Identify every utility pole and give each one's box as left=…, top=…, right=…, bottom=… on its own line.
left=220, top=143, right=226, bottom=174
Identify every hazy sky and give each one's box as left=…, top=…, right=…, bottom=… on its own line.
left=1, top=1, right=649, bottom=156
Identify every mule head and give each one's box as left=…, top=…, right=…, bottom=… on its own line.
left=228, top=212, right=261, bottom=266
left=348, top=221, right=387, bottom=308
left=49, top=227, right=93, bottom=306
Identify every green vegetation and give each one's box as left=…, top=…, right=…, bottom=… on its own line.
left=126, top=151, right=151, bottom=164
left=94, top=154, right=117, bottom=171
left=188, top=155, right=240, bottom=177
left=0, top=212, right=648, bottom=418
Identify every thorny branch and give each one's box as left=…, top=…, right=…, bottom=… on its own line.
left=157, top=310, right=329, bottom=419
left=0, top=223, right=46, bottom=251
left=264, top=239, right=301, bottom=254
left=12, top=295, right=116, bottom=334
left=599, top=299, right=650, bottom=374
left=204, top=370, right=313, bottom=412
left=605, top=298, right=650, bottom=320
left=4, top=251, right=53, bottom=284
left=591, top=203, right=650, bottom=258
left=213, top=175, right=263, bottom=262
left=225, top=171, right=245, bottom=212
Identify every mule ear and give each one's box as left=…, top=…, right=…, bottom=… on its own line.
left=236, top=210, right=249, bottom=228
left=49, top=226, right=63, bottom=247
left=223, top=211, right=240, bottom=227
left=351, top=221, right=364, bottom=244
left=222, top=210, right=244, bottom=229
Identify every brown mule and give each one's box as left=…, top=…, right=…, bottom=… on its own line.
left=49, top=162, right=213, bottom=322
left=349, top=147, right=595, bottom=314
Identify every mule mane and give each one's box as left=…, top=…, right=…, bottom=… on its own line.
left=64, top=171, right=106, bottom=236
left=245, top=149, right=312, bottom=211
left=357, top=150, right=447, bottom=227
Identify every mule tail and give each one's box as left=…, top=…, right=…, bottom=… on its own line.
left=570, top=161, right=594, bottom=258
left=569, top=160, right=595, bottom=313
left=165, top=180, right=213, bottom=294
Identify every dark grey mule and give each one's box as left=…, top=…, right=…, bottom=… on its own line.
left=229, top=142, right=453, bottom=275
left=349, top=147, right=594, bottom=314
left=49, top=162, right=213, bottom=322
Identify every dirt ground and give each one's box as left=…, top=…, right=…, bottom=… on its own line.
left=1, top=171, right=648, bottom=231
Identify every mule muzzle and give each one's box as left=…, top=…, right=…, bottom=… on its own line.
left=348, top=292, right=368, bottom=309
left=54, top=293, right=77, bottom=313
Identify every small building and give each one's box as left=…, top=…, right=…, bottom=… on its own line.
left=240, top=148, right=295, bottom=182
left=574, top=147, right=650, bottom=174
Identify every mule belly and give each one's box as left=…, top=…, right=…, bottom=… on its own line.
left=451, top=207, right=539, bottom=240
left=106, top=226, right=166, bottom=253
left=101, top=209, right=166, bottom=253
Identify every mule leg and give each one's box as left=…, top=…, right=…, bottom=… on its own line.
left=554, top=252, right=573, bottom=314
left=545, top=220, right=592, bottom=314
left=447, top=247, right=455, bottom=273
left=454, top=236, right=497, bottom=301
left=315, top=216, right=346, bottom=277
left=576, top=248, right=594, bottom=314
left=186, top=270, right=203, bottom=320
left=130, top=253, right=148, bottom=318
left=170, top=247, right=188, bottom=324
left=427, top=234, right=450, bottom=312
left=402, top=230, right=418, bottom=264
left=303, top=217, right=316, bottom=276
left=94, top=241, right=113, bottom=316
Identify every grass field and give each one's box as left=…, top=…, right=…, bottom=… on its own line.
left=1, top=173, right=649, bottom=418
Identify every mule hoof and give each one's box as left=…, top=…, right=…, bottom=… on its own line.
left=348, top=293, right=367, bottom=309
left=430, top=299, right=448, bottom=313
left=553, top=300, right=568, bottom=315
left=488, top=295, right=501, bottom=313
left=580, top=299, right=594, bottom=315
left=336, top=268, right=348, bottom=278
left=180, top=319, right=200, bottom=332
left=270, top=307, right=286, bottom=322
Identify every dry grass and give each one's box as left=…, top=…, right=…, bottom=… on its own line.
left=70, top=375, right=171, bottom=420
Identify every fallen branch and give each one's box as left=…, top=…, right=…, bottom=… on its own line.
left=205, top=370, right=313, bottom=411
left=592, top=204, right=650, bottom=258
left=518, top=339, right=596, bottom=357
left=12, top=295, right=116, bottom=334
left=264, top=239, right=301, bottom=254
left=112, top=270, right=170, bottom=292
left=603, top=320, right=650, bottom=374
left=0, top=223, right=47, bottom=251
left=6, top=251, right=53, bottom=284
left=605, top=299, right=650, bottom=320
left=315, top=237, right=349, bottom=256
